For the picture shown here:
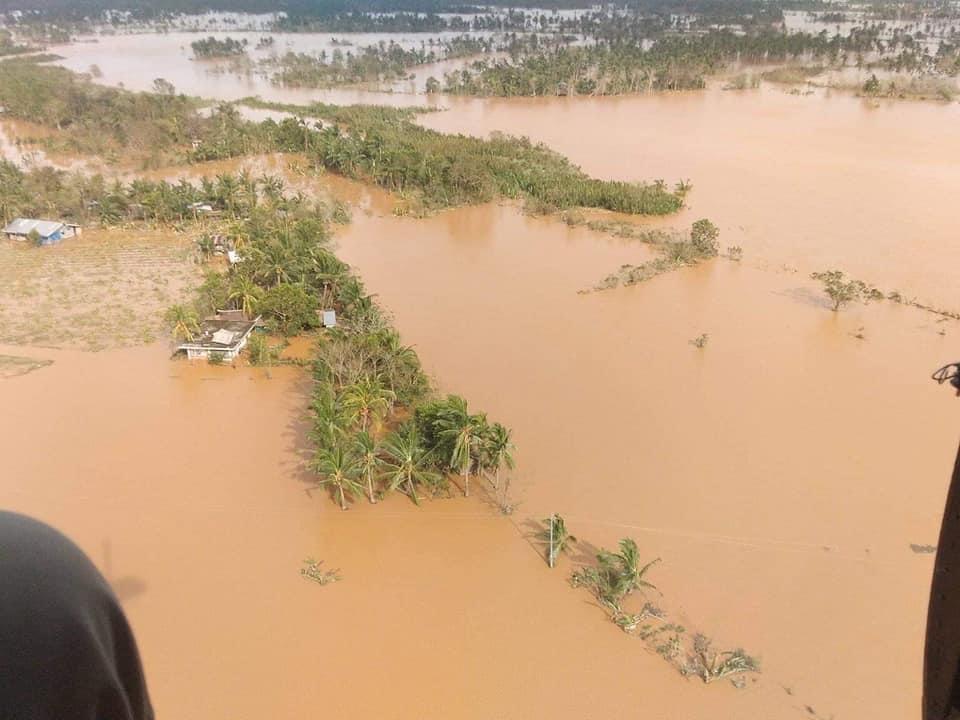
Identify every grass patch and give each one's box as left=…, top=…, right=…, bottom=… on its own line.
left=760, top=65, right=826, bottom=84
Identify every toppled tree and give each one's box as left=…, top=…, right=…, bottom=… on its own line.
left=683, top=634, right=760, bottom=684
left=810, top=270, right=883, bottom=312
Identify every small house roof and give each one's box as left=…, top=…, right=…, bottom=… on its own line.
left=177, top=315, right=260, bottom=352
left=4, top=218, right=65, bottom=238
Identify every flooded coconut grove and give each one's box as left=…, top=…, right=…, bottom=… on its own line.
left=3, top=26, right=960, bottom=720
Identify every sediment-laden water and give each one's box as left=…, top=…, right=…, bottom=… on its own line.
left=3, top=34, right=959, bottom=720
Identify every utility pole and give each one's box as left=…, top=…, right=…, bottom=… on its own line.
left=548, top=513, right=555, bottom=568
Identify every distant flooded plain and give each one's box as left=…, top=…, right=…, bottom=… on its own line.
left=49, top=31, right=474, bottom=105
left=4, top=32, right=960, bottom=720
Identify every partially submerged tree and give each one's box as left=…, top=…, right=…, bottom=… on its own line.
left=382, top=424, right=441, bottom=505
left=811, top=270, right=883, bottom=311
left=353, top=430, right=383, bottom=504
left=690, top=218, right=720, bottom=257
left=342, top=377, right=395, bottom=433
left=480, top=422, right=514, bottom=490
left=683, top=634, right=760, bottom=683
left=418, top=395, right=487, bottom=498
left=313, top=445, right=363, bottom=511
left=228, top=274, right=262, bottom=317
left=572, top=538, right=660, bottom=614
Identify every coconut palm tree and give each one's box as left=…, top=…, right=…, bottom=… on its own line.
left=215, top=173, right=242, bottom=218
left=382, top=424, right=440, bottom=505
left=354, top=430, right=382, bottom=504
left=165, top=304, right=200, bottom=342
left=342, top=377, right=396, bottom=432
left=228, top=274, right=262, bottom=317
left=313, top=445, right=363, bottom=511
left=439, top=396, right=486, bottom=497
left=310, top=386, right=347, bottom=450
left=250, top=240, right=291, bottom=287
left=258, top=173, right=285, bottom=204
left=373, top=330, right=425, bottom=402
left=577, top=538, right=660, bottom=612
left=481, top=422, right=514, bottom=489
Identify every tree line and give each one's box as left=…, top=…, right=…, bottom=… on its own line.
left=440, top=27, right=907, bottom=97
left=265, top=35, right=496, bottom=88
left=0, top=58, right=685, bottom=215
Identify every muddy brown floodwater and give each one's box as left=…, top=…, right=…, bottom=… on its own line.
left=3, top=50, right=960, bottom=720
left=49, top=31, right=472, bottom=106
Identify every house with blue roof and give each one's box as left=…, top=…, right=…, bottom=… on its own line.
left=3, top=218, right=81, bottom=245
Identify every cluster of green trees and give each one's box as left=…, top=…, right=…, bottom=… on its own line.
left=0, top=159, right=206, bottom=225
left=133, top=167, right=515, bottom=510
left=0, top=30, right=31, bottom=57
left=1, top=59, right=683, bottom=215
left=266, top=36, right=494, bottom=88
left=312, top=376, right=516, bottom=508
left=187, top=102, right=684, bottom=213
left=0, top=57, right=205, bottom=165
left=190, top=35, right=248, bottom=58
left=0, top=158, right=341, bottom=229
left=175, top=179, right=515, bottom=509
left=0, top=0, right=792, bottom=35
left=294, top=118, right=684, bottom=214
left=441, top=28, right=900, bottom=97
left=868, top=28, right=960, bottom=76
left=158, top=172, right=358, bottom=338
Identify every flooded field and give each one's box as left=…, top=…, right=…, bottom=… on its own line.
left=420, top=86, right=960, bottom=308
left=49, top=31, right=481, bottom=105
left=3, top=32, right=960, bottom=720
left=334, top=199, right=955, bottom=720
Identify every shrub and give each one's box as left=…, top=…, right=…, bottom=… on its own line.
left=256, top=283, right=319, bottom=335
left=810, top=270, right=883, bottom=312
left=690, top=219, right=720, bottom=257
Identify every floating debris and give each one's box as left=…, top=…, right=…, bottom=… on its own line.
left=300, top=558, right=341, bottom=585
